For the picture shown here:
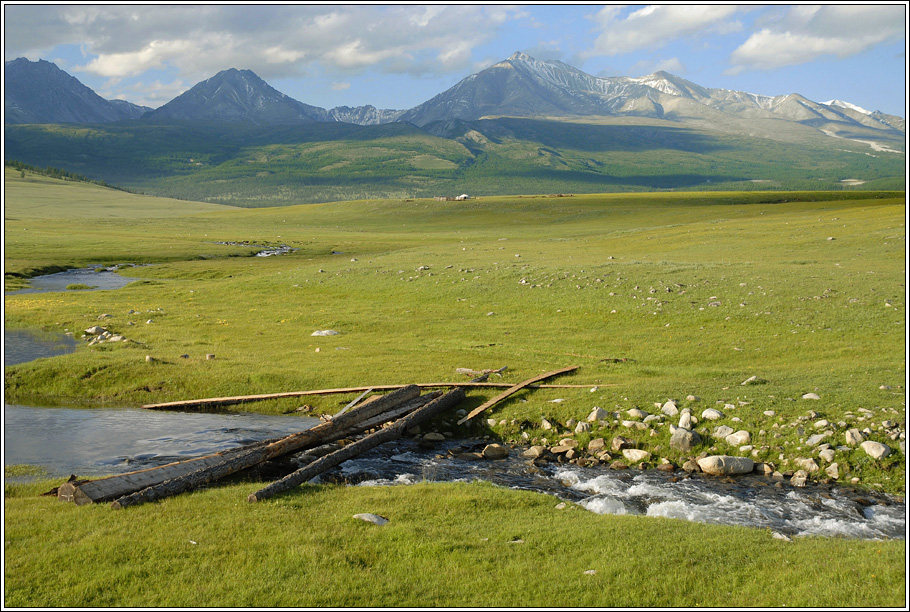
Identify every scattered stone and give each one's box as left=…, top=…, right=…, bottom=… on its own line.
left=696, top=455, right=754, bottom=476
left=818, top=449, right=836, bottom=463
left=814, top=419, right=830, bottom=429
left=609, top=461, right=628, bottom=470
left=611, top=436, right=635, bottom=452
left=753, top=463, right=774, bottom=476
left=353, top=513, right=389, bottom=526
left=205, top=354, right=215, bottom=360
left=622, top=449, right=651, bottom=463
left=763, top=410, right=776, bottom=417
left=574, top=422, right=591, bottom=434
left=682, top=459, right=700, bottom=473
left=801, top=393, right=821, bottom=400
left=482, top=444, right=509, bottom=460
left=311, top=330, right=340, bottom=336
left=660, top=400, right=679, bottom=416
left=423, top=433, right=446, bottom=441
left=670, top=428, right=702, bottom=453
left=84, top=326, right=106, bottom=335
left=771, top=531, right=793, bottom=541
left=686, top=395, right=700, bottom=402
left=714, top=425, right=735, bottom=439
left=806, top=433, right=829, bottom=446
left=790, top=471, right=808, bottom=487
left=860, top=441, right=892, bottom=460
left=521, top=446, right=547, bottom=459
left=626, top=408, right=649, bottom=419
left=541, top=418, right=554, bottom=430
left=845, top=428, right=866, bottom=446
left=678, top=411, right=692, bottom=429
left=701, top=409, right=725, bottom=421
left=145, top=355, right=155, bottom=363
left=725, top=430, right=751, bottom=446
left=587, top=407, right=609, bottom=422
left=825, top=463, right=840, bottom=479
left=794, top=458, right=819, bottom=473
left=741, top=376, right=766, bottom=385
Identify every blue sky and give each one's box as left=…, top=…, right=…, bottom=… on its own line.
left=3, top=3, right=907, bottom=116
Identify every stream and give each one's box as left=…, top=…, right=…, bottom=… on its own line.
left=4, top=269, right=905, bottom=540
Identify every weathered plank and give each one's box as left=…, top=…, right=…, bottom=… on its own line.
left=456, top=366, right=579, bottom=425
left=109, top=386, right=422, bottom=509
left=248, top=387, right=466, bottom=503
left=141, top=382, right=602, bottom=411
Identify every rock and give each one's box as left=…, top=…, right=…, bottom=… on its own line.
left=818, top=449, right=835, bottom=463
left=145, top=355, right=155, bottom=363
left=541, top=418, right=554, bottom=430
left=825, top=463, right=840, bottom=479
left=686, top=395, right=701, bottom=402
left=696, top=455, right=754, bottom=476
left=753, top=462, right=774, bottom=476
left=814, top=419, right=830, bottom=429
left=611, top=436, right=635, bottom=452
left=626, top=408, right=649, bottom=419
left=622, top=420, right=648, bottom=430
left=353, top=513, right=389, bottom=526
left=486, top=419, right=498, bottom=427
left=622, top=449, right=651, bottom=462
left=845, top=429, right=866, bottom=446
left=806, top=433, right=829, bottom=446
left=860, top=441, right=892, bottom=459
left=656, top=462, right=675, bottom=472
left=482, top=444, right=509, bottom=460
left=587, top=407, right=609, bottom=422
left=205, top=353, right=215, bottom=360
left=682, top=459, right=700, bottom=473
left=670, top=428, right=702, bottom=452
left=801, top=393, right=821, bottom=400
left=521, top=446, right=547, bottom=459
left=565, top=418, right=578, bottom=428
left=741, top=375, right=766, bottom=385
left=661, top=401, right=679, bottom=416
left=790, top=471, right=808, bottom=487
left=423, top=433, right=446, bottom=441
left=311, top=330, right=340, bottom=336
left=84, top=326, right=106, bottom=335
left=771, top=531, right=793, bottom=541
left=609, top=461, right=628, bottom=470
left=574, top=422, right=591, bottom=434
left=587, top=438, right=606, bottom=453
left=701, top=409, right=725, bottom=421
left=678, top=411, right=692, bottom=429
left=714, top=425, right=735, bottom=438
left=763, top=410, right=776, bottom=417
left=794, top=458, right=819, bottom=472
left=725, top=431, right=751, bottom=446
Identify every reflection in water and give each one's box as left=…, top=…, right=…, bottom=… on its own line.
left=3, top=405, right=319, bottom=478
left=6, top=265, right=140, bottom=295
left=4, top=329, right=77, bottom=366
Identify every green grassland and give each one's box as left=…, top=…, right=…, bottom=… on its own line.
left=3, top=169, right=906, bottom=607
left=4, top=478, right=905, bottom=608
left=5, top=115, right=905, bottom=206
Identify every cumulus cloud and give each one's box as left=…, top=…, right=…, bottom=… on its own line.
left=585, top=5, right=745, bottom=57
left=728, top=5, right=906, bottom=73
left=630, top=57, right=687, bottom=77
left=5, top=4, right=529, bottom=84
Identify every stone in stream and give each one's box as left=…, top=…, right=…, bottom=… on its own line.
left=696, top=455, right=754, bottom=476
left=482, top=444, right=509, bottom=460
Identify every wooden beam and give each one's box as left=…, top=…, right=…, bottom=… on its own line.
left=141, top=381, right=607, bottom=411
left=456, top=366, right=579, bottom=425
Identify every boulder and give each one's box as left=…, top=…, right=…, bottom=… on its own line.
left=696, top=455, right=754, bottom=476
left=845, top=429, right=866, bottom=446
left=818, top=449, right=835, bottom=463
left=678, top=411, right=693, bottom=429
left=574, top=422, right=591, bottom=434
left=587, top=407, right=609, bottom=422
left=622, top=449, right=651, bottom=463
left=670, top=428, right=702, bottom=453
left=790, top=471, right=808, bottom=487
left=860, top=441, right=892, bottom=460
left=587, top=438, right=606, bottom=453
left=482, top=444, right=509, bottom=460
left=714, top=425, right=735, bottom=438
left=661, top=401, right=679, bottom=417
left=701, top=408, right=725, bottom=421
left=611, top=436, right=635, bottom=452
left=520, top=445, right=547, bottom=459
left=825, top=463, right=840, bottom=479
left=725, top=431, right=751, bottom=446
left=794, top=458, right=819, bottom=473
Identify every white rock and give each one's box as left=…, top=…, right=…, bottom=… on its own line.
left=588, top=407, right=609, bottom=422
left=845, top=428, right=866, bottom=446
left=311, top=330, right=340, bottom=336
left=696, top=455, right=754, bottom=476
left=622, top=449, right=651, bottom=463
left=860, top=441, right=892, bottom=459
left=701, top=409, right=725, bottom=421
left=661, top=401, right=679, bottom=416
left=575, top=422, right=591, bottom=434
left=819, top=449, right=836, bottom=463
left=353, top=513, right=389, bottom=526
left=802, top=393, right=821, bottom=400
left=824, top=463, right=840, bottom=479
left=725, top=430, right=751, bottom=446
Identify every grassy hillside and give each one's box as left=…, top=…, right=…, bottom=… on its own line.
left=5, top=115, right=905, bottom=206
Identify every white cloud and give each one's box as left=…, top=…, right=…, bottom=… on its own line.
left=630, top=57, right=687, bottom=77
left=585, top=5, right=745, bottom=57
left=729, top=5, right=905, bottom=72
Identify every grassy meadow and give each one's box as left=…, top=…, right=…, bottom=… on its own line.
left=3, top=168, right=906, bottom=606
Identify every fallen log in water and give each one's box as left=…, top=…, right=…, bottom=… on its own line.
left=109, top=385, right=423, bottom=509
left=248, top=387, right=466, bottom=503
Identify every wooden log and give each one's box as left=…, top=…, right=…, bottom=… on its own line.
left=456, top=365, right=579, bottom=425
left=248, top=387, right=466, bottom=503
left=141, top=382, right=604, bottom=411
left=109, top=386, right=421, bottom=509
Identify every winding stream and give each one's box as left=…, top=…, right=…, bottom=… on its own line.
left=4, top=268, right=905, bottom=540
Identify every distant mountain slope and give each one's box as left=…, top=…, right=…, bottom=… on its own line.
left=140, top=68, right=328, bottom=124
left=4, top=57, right=150, bottom=124
left=399, top=52, right=904, bottom=148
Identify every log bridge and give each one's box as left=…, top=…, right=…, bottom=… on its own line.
left=55, top=366, right=579, bottom=509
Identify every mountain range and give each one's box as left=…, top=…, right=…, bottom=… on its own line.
left=3, top=53, right=904, bottom=205
left=5, top=53, right=904, bottom=142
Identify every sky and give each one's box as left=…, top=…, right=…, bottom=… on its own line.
left=3, top=3, right=907, bottom=117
